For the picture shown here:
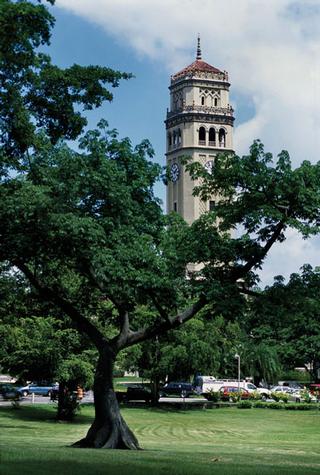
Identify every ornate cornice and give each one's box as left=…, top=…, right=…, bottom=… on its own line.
left=169, top=78, right=230, bottom=91
left=165, top=112, right=234, bottom=128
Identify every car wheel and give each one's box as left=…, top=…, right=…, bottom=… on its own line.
left=295, top=398, right=300, bottom=403
left=47, top=390, right=52, bottom=397
left=21, top=390, right=28, bottom=397
left=261, top=394, right=267, bottom=401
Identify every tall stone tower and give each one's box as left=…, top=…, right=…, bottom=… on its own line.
left=165, top=37, right=234, bottom=224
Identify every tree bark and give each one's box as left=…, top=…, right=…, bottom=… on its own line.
left=73, top=347, right=140, bottom=449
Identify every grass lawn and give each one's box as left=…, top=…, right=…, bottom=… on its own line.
left=0, top=403, right=319, bottom=475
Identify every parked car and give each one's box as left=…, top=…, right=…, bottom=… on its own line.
left=270, top=385, right=292, bottom=394
left=0, top=383, right=21, bottom=400
left=287, top=389, right=317, bottom=403
left=17, top=382, right=59, bottom=397
left=160, top=382, right=194, bottom=398
left=125, top=384, right=153, bottom=403
left=219, top=386, right=250, bottom=401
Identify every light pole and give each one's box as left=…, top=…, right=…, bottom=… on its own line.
left=235, top=354, right=240, bottom=394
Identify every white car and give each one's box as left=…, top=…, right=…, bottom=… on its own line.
left=270, top=385, right=292, bottom=393
left=287, top=389, right=317, bottom=403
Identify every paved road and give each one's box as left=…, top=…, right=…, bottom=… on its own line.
left=0, top=392, right=208, bottom=406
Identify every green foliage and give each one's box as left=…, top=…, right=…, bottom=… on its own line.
left=249, top=391, right=262, bottom=400
left=205, top=390, right=221, bottom=402
left=0, top=0, right=130, bottom=174
left=284, top=403, right=317, bottom=411
left=254, top=401, right=319, bottom=411
left=0, top=315, right=83, bottom=381
left=241, top=342, right=281, bottom=385
left=248, top=265, right=320, bottom=382
left=237, top=400, right=252, bottom=409
left=56, top=356, right=94, bottom=390
left=271, top=392, right=289, bottom=403
left=124, top=313, right=244, bottom=382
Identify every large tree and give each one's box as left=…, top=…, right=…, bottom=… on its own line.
left=1, top=0, right=320, bottom=450
left=247, top=265, right=320, bottom=382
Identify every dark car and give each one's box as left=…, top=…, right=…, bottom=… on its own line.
left=0, top=383, right=21, bottom=400
left=123, top=384, right=152, bottom=402
left=160, top=382, right=194, bottom=398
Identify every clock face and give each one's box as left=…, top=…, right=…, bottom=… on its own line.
left=204, top=160, right=214, bottom=174
left=170, top=163, right=180, bottom=182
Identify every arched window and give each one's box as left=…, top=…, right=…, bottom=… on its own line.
left=209, top=128, right=216, bottom=146
left=173, top=131, right=177, bottom=147
left=177, top=128, right=182, bottom=144
left=214, top=98, right=218, bottom=107
left=168, top=132, right=172, bottom=148
left=198, top=126, right=206, bottom=145
left=201, top=96, right=205, bottom=106
left=219, top=128, right=226, bottom=147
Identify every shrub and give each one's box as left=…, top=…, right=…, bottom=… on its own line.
left=237, top=400, right=252, bottom=409
left=205, top=390, right=220, bottom=402
left=266, top=402, right=284, bottom=410
left=254, top=401, right=268, bottom=409
left=271, top=392, right=288, bottom=403
left=249, top=390, right=262, bottom=400
left=299, top=389, right=312, bottom=403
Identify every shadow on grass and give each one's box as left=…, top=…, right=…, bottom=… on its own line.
left=0, top=404, right=94, bottom=424
left=121, top=402, right=210, bottom=415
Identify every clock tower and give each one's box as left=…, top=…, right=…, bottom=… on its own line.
left=165, top=37, right=234, bottom=224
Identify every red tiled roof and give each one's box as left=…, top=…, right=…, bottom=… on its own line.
left=172, top=59, right=222, bottom=79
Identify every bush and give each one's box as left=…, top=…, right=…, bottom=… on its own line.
left=271, top=392, right=288, bottom=403
left=265, top=402, right=284, bottom=410
left=285, top=403, right=317, bottom=411
left=237, top=400, right=252, bottom=409
left=254, top=401, right=268, bottom=409
left=205, top=390, right=220, bottom=402
left=249, top=390, right=262, bottom=400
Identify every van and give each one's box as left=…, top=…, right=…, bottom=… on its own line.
left=194, top=375, right=270, bottom=399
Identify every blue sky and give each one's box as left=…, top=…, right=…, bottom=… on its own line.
left=46, top=1, right=319, bottom=286
left=47, top=6, right=257, bottom=206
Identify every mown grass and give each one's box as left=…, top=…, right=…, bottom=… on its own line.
left=1, top=403, right=319, bottom=474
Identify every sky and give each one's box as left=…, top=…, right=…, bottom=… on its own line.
left=47, top=0, right=319, bottom=287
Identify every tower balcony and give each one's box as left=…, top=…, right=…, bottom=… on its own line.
left=167, top=104, right=234, bottom=119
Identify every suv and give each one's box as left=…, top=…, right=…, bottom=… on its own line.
left=160, top=382, right=194, bottom=398
left=125, top=384, right=153, bottom=403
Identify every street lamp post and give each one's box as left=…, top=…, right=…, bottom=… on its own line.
left=235, top=354, right=240, bottom=394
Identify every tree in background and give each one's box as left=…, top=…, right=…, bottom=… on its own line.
left=1, top=0, right=320, bottom=450
left=123, top=313, right=243, bottom=390
left=247, top=265, right=320, bottom=382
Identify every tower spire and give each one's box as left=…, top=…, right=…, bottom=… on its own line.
left=196, top=34, right=202, bottom=60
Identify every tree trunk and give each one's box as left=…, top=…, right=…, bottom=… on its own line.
left=150, top=376, right=160, bottom=405
left=73, top=347, right=140, bottom=449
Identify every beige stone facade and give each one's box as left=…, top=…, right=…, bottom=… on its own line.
left=165, top=40, right=234, bottom=224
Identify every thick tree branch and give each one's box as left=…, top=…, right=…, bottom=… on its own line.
left=113, top=309, right=130, bottom=350
left=125, top=295, right=207, bottom=347
left=16, top=262, right=106, bottom=350
left=148, top=291, right=171, bottom=323
left=231, top=220, right=286, bottom=281
left=237, top=284, right=263, bottom=299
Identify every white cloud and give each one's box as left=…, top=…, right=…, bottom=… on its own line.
left=258, top=231, right=320, bottom=286
left=55, top=0, right=320, bottom=283
left=55, top=0, right=320, bottom=165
